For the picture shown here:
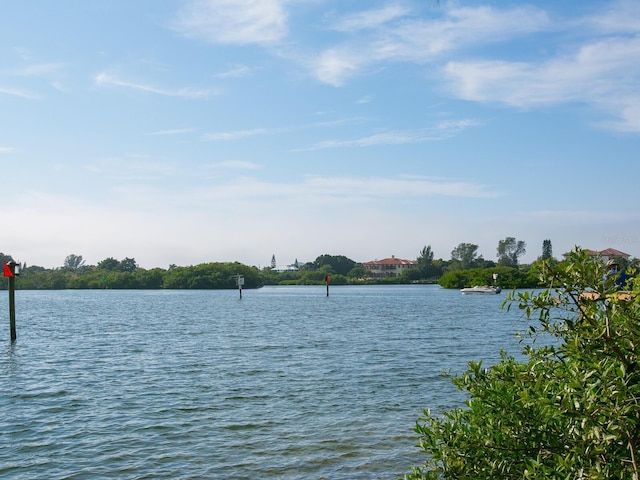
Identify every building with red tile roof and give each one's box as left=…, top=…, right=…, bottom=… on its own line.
left=564, top=248, right=631, bottom=263
left=362, top=255, right=417, bottom=278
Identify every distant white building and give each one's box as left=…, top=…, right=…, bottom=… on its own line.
left=274, top=264, right=299, bottom=273
left=271, top=256, right=301, bottom=272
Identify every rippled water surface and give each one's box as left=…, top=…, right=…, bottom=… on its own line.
left=1, top=285, right=529, bottom=479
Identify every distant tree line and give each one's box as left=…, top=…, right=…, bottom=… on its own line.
left=1, top=254, right=263, bottom=290
left=0, top=238, right=635, bottom=290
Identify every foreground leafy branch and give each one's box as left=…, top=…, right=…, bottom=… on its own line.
left=405, top=248, right=639, bottom=479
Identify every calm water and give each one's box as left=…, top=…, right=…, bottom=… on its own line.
left=0, top=285, right=530, bottom=479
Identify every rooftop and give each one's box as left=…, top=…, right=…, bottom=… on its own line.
left=363, top=255, right=417, bottom=266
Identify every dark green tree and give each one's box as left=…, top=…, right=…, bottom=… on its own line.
left=542, top=239, right=553, bottom=260
left=119, top=257, right=138, bottom=272
left=415, top=245, right=441, bottom=279
left=407, top=248, right=640, bottom=479
left=497, top=236, right=526, bottom=267
left=96, top=257, right=138, bottom=272
left=347, top=264, right=368, bottom=279
left=418, top=245, right=434, bottom=264
left=307, top=254, right=356, bottom=276
left=451, top=243, right=480, bottom=270
left=63, top=254, right=86, bottom=271
left=97, top=257, right=121, bottom=271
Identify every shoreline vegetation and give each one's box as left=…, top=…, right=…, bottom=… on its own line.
left=1, top=241, right=635, bottom=291
left=0, top=254, right=545, bottom=291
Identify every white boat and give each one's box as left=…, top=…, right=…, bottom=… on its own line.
left=460, top=285, right=502, bottom=294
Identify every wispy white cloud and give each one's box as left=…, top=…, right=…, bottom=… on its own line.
left=581, top=0, right=640, bottom=34
left=0, top=147, right=14, bottom=154
left=444, top=36, right=640, bottom=105
left=296, top=119, right=481, bottom=151
left=95, top=72, right=216, bottom=98
left=313, top=117, right=369, bottom=128
left=214, top=65, right=253, bottom=79
left=203, top=128, right=269, bottom=141
left=10, top=63, right=66, bottom=76
left=443, top=36, right=640, bottom=131
left=173, top=0, right=288, bottom=45
left=203, top=117, right=367, bottom=141
left=0, top=87, right=39, bottom=99
left=311, top=5, right=551, bottom=86
left=598, top=96, right=640, bottom=132
left=310, top=47, right=365, bottom=87
left=202, top=117, right=477, bottom=149
left=331, top=4, right=410, bottom=32
left=308, top=2, right=640, bottom=132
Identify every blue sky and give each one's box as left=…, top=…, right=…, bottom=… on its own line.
left=1, top=0, right=639, bottom=269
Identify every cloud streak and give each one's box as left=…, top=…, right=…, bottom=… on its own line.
left=301, top=2, right=640, bottom=132
left=0, top=87, right=39, bottom=99
left=173, top=0, right=288, bottom=45
left=213, top=65, right=253, bottom=79
left=443, top=36, right=640, bottom=131
left=296, top=119, right=482, bottom=151
left=203, top=128, right=270, bottom=141
left=9, top=63, right=66, bottom=76
left=165, top=1, right=640, bottom=132
left=310, top=4, right=551, bottom=86
left=95, top=72, right=216, bottom=98
left=330, top=4, right=411, bottom=32
left=202, top=117, right=370, bottom=142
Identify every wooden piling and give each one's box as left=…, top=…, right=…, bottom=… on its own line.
left=236, top=274, right=244, bottom=299
left=9, top=272, right=16, bottom=342
left=4, top=261, right=17, bottom=342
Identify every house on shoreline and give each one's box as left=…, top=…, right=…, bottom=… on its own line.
left=362, top=255, right=417, bottom=279
left=593, top=248, right=631, bottom=263
left=563, top=248, right=631, bottom=263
